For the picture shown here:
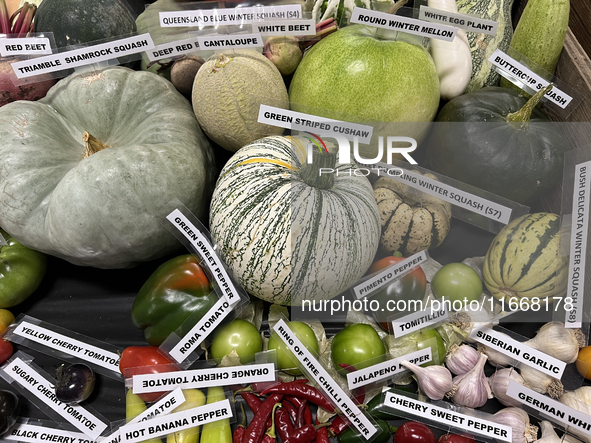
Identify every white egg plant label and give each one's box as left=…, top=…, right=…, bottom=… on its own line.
left=131, top=364, right=275, bottom=394
left=347, top=348, right=432, bottom=390
left=0, top=38, right=52, bottom=56
left=159, top=5, right=302, bottom=27
left=272, top=319, right=378, bottom=440
left=119, top=400, right=232, bottom=443
left=197, top=33, right=263, bottom=50
left=506, top=381, right=591, bottom=436
left=349, top=7, right=458, bottom=42
left=488, top=49, right=573, bottom=109
left=147, top=37, right=201, bottom=62
left=4, top=422, right=93, bottom=443
left=469, top=326, right=566, bottom=378
left=11, top=34, right=154, bottom=79
left=418, top=6, right=498, bottom=35
left=252, top=19, right=316, bottom=36
left=565, top=161, right=591, bottom=328
left=384, top=392, right=512, bottom=442
left=1, top=357, right=108, bottom=440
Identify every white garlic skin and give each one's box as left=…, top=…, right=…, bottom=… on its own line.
left=492, top=407, right=538, bottom=443
left=518, top=364, right=564, bottom=399
left=401, top=360, right=453, bottom=401
left=525, top=322, right=584, bottom=364
left=450, top=353, right=491, bottom=408
left=488, top=368, right=526, bottom=407
left=445, top=344, right=480, bottom=375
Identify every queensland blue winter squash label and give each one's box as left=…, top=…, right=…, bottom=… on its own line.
left=252, top=19, right=316, bottom=36
left=418, top=6, right=498, bottom=35
left=565, top=160, right=591, bottom=328
left=488, top=49, right=573, bottom=108
left=4, top=422, right=93, bottom=443
left=350, top=7, right=458, bottom=42
left=11, top=34, right=154, bottom=79
left=159, top=5, right=302, bottom=27
left=197, top=33, right=263, bottom=50
left=147, top=36, right=201, bottom=62
left=0, top=37, right=52, bottom=56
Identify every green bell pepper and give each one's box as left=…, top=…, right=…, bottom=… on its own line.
left=131, top=254, right=218, bottom=346
left=0, top=230, right=46, bottom=308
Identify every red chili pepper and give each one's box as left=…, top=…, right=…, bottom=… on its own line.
left=261, top=403, right=281, bottom=443
left=284, top=423, right=330, bottom=443
left=295, top=400, right=307, bottom=428
left=328, top=416, right=349, bottom=437
left=275, top=405, right=295, bottom=442
left=338, top=363, right=365, bottom=404
left=238, top=390, right=263, bottom=413
left=242, top=393, right=283, bottom=443
left=283, top=400, right=298, bottom=424
left=261, top=382, right=336, bottom=413
left=304, top=403, right=312, bottom=426
left=233, top=403, right=247, bottom=443
left=316, top=426, right=330, bottom=443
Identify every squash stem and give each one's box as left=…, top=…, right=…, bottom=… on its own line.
left=387, top=0, right=409, bottom=15
left=505, top=83, right=553, bottom=128
left=299, top=148, right=336, bottom=190
left=83, top=132, right=110, bottom=158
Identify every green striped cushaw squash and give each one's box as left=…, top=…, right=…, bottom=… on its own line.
left=457, top=0, right=515, bottom=92
left=209, top=136, right=381, bottom=306
left=483, top=213, right=568, bottom=303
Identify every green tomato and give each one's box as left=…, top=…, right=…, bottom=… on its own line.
left=210, top=319, right=262, bottom=364
left=268, top=322, right=319, bottom=375
left=405, top=328, right=446, bottom=366
left=331, top=324, right=386, bottom=376
left=431, top=263, right=483, bottom=304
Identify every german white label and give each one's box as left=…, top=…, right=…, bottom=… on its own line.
left=1, top=357, right=108, bottom=440
left=197, top=33, right=263, bottom=50
left=160, top=5, right=302, bottom=27
left=418, top=6, right=497, bottom=35
left=0, top=38, right=52, bottom=56
left=382, top=166, right=513, bottom=224
left=4, top=422, right=93, bottom=443
left=488, top=49, right=573, bottom=109
left=347, top=348, right=432, bottom=390
left=469, top=326, right=566, bottom=377
left=119, top=399, right=232, bottom=443
left=147, top=36, right=200, bottom=62
left=353, top=251, right=427, bottom=299
left=350, top=7, right=458, bottom=42
left=11, top=34, right=154, bottom=79
left=129, top=388, right=186, bottom=424
left=392, top=306, right=450, bottom=338
left=273, top=319, right=377, bottom=439
left=11, top=321, right=120, bottom=372
left=132, top=363, right=275, bottom=394
left=252, top=19, right=316, bottom=36
left=565, top=160, right=591, bottom=328
left=506, top=381, right=591, bottom=436
left=385, top=392, right=512, bottom=442
left=258, top=104, right=373, bottom=144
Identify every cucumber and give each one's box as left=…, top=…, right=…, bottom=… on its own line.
left=500, top=0, right=569, bottom=87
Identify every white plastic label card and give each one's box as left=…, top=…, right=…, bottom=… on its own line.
left=4, top=422, right=93, bottom=443
left=353, top=251, right=427, bottom=299
left=418, top=6, right=498, bottom=35
left=349, top=7, right=458, bottom=42
left=11, top=321, right=120, bottom=372
left=391, top=306, right=449, bottom=338
left=129, top=388, right=186, bottom=424
left=160, top=5, right=302, bottom=27
left=11, top=34, right=155, bottom=79
left=506, top=381, right=591, bottom=436
left=147, top=37, right=200, bottom=62
left=273, top=319, right=378, bottom=440
left=0, top=38, right=52, bottom=56
left=197, top=33, right=263, bottom=50
left=2, top=357, right=108, bottom=440
left=119, top=399, right=232, bottom=443
left=488, top=49, right=573, bottom=109
left=469, top=326, right=566, bottom=378
left=384, top=392, right=512, bottom=442
left=565, top=160, right=591, bottom=328
left=258, top=104, right=373, bottom=144
left=132, top=364, right=275, bottom=394
left=252, top=19, right=316, bottom=36
left=347, top=348, right=432, bottom=390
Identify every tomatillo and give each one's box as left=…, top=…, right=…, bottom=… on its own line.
left=210, top=319, right=262, bottom=364
left=331, top=323, right=386, bottom=375
left=432, top=263, right=483, bottom=304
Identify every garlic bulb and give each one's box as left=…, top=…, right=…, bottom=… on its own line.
left=524, top=322, right=585, bottom=364
left=400, top=360, right=453, bottom=400
left=560, top=387, right=591, bottom=415
left=449, top=352, right=492, bottom=408
left=492, top=407, right=538, bottom=443
left=478, top=343, right=515, bottom=367
left=488, top=368, right=528, bottom=407
left=519, top=364, right=564, bottom=399
left=536, top=421, right=583, bottom=443
left=445, top=344, right=480, bottom=375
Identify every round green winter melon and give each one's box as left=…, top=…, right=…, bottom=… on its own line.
left=192, top=50, right=289, bottom=153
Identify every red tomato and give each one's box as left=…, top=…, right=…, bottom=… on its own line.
left=438, top=434, right=476, bottom=443
left=0, top=340, right=13, bottom=365
left=394, top=422, right=436, bottom=443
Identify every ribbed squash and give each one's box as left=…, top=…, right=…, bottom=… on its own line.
left=209, top=136, right=381, bottom=306
left=373, top=174, right=452, bottom=256
left=483, top=213, right=568, bottom=303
